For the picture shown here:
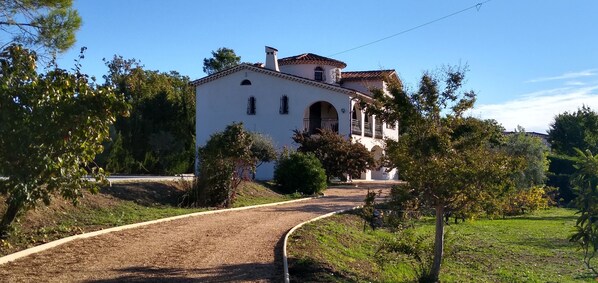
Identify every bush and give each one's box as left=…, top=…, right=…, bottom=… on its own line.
left=274, top=152, right=327, bottom=195
left=181, top=123, right=254, bottom=208
left=501, top=186, right=552, bottom=216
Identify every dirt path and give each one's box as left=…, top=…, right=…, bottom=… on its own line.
left=0, top=185, right=390, bottom=282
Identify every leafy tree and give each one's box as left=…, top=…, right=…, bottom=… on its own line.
left=102, top=55, right=196, bottom=175
left=202, top=47, right=241, bottom=75
left=570, top=149, right=598, bottom=276
left=503, top=126, right=550, bottom=189
left=548, top=106, right=598, bottom=156
left=292, top=129, right=376, bottom=181
left=0, top=0, right=81, bottom=56
left=181, top=123, right=254, bottom=208
left=547, top=106, right=598, bottom=204
left=0, top=45, right=128, bottom=238
left=249, top=132, right=277, bottom=168
left=363, top=67, right=516, bottom=281
left=274, top=151, right=327, bottom=195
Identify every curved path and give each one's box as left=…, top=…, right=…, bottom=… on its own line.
left=0, top=185, right=390, bottom=282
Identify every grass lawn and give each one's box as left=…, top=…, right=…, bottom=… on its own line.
left=0, top=180, right=302, bottom=257
left=288, top=208, right=594, bottom=283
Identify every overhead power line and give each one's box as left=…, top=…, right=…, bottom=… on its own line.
left=329, top=0, right=492, bottom=57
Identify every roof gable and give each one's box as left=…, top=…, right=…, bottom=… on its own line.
left=278, top=53, right=347, bottom=69
left=190, top=64, right=373, bottom=101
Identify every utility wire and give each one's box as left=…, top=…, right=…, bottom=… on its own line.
left=329, top=0, right=492, bottom=57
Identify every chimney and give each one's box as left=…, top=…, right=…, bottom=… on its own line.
left=265, top=46, right=279, bottom=71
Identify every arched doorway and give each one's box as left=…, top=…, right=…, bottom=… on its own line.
left=303, top=101, right=339, bottom=134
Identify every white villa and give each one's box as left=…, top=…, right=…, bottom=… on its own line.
left=192, top=46, right=399, bottom=180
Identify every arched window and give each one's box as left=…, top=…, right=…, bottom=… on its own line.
left=280, top=95, right=289, bottom=114
left=314, top=67, right=324, bottom=81
left=247, top=96, right=256, bottom=115
left=241, top=79, right=252, bottom=85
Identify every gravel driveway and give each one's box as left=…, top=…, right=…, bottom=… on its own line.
left=0, top=185, right=390, bottom=282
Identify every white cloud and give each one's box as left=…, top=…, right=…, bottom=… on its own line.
left=470, top=85, right=598, bottom=133
left=565, top=81, right=586, bottom=86
left=526, top=69, right=598, bottom=83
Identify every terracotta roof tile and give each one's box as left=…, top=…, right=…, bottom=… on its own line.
left=278, top=53, right=347, bottom=68
left=340, top=70, right=397, bottom=81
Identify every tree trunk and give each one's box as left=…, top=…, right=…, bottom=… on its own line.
left=430, top=204, right=445, bottom=282
left=0, top=200, right=23, bottom=239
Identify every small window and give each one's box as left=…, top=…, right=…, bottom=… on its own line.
left=247, top=96, right=256, bottom=115
left=314, top=67, right=323, bottom=81
left=241, top=79, right=252, bottom=85
left=280, top=95, right=289, bottom=114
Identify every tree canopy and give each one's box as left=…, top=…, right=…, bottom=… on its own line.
left=548, top=106, right=598, bottom=156
left=503, top=126, right=550, bottom=189
left=0, top=0, right=81, bottom=56
left=292, top=129, right=376, bottom=181
left=0, top=45, right=128, bottom=237
left=99, top=55, right=196, bottom=175
left=363, top=67, right=516, bottom=281
left=202, top=47, right=241, bottom=75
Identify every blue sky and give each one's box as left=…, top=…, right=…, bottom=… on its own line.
left=55, top=0, right=598, bottom=133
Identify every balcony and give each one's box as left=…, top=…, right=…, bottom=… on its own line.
left=364, top=122, right=373, bottom=137
left=303, top=118, right=339, bottom=134
left=374, top=122, right=383, bottom=138
left=351, top=119, right=361, bottom=135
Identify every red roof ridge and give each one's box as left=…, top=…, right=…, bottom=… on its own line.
left=278, top=53, right=347, bottom=68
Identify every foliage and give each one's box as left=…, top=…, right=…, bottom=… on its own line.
left=202, top=47, right=241, bottom=75
left=0, top=45, right=128, bottom=238
left=570, top=149, right=598, bottom=276
left=378, top=229, right=435, bottom=282
left=547, top=153, right=577, bottom=203
left=292, top=129, right=376, bottom=181
left=548, top=106, right=598, bottom=156
left=289, top=208, right=584, bottom=283
left=0, top=0, right=81, bottom=56
left=501, top=186, right=552, bottom=216
left=181, top=123, right=254, bottom=208
left=502, top=126, right=550, bottom=189
left=100, top=55, right=196, bottom=175
left=249, top=132, right=277, bottom=168
left=362, top=66, right=517, bottom=281
left=274, top=151, right=327, bottom=195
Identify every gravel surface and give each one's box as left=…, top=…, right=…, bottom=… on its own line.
left=0, top=185, right=390, bottom=282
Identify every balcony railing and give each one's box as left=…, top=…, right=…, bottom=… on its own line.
left=364, top=122, right=373, bottom=137
left=351, top=119, right=361, bottom=135
left=303, top=118, right=339, bottom=134
left=374, top=122, right=383, bottom=138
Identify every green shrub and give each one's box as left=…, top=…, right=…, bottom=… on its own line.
left=502, top=186, right=551, bottom=216
left=274, top=152, right=327, bottom=195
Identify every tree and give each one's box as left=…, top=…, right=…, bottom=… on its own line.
left=181, top=123, right=254, bottom=208
left=548, top=106, right=598, bottom=156
left=0, top=0, right=81, bottom=56
left=202, top=47, right=241, bottom=75
left=101, top=55, right=196, bottom=175
left=292, top=129, right=376, bottom=181
left=363, top=67, right=516, bottom=281
left=249, top=132, right=277, bottom=168
left=570, top=149, right=598, bottom=276
left=0, top=45, right=128, bottom=237
left=503, top=126, right=550, bottom=189
left=274, top=151, right=327, bottom=195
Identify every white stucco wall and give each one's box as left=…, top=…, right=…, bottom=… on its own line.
left=279, top=64, right=341, bottom=85
left=196, top=69, right=353, bottom=180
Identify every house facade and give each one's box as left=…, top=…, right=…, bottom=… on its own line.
left=192, top=46, right=399, bottom=180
